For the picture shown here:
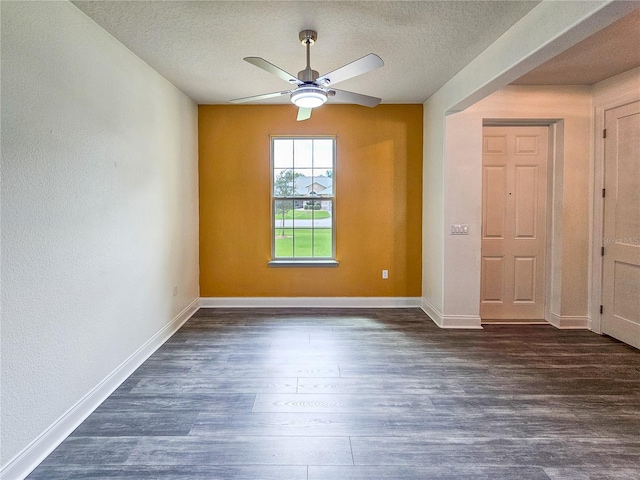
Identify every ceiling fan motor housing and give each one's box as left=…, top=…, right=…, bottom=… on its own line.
left=298, top=67, right=319, bottom=82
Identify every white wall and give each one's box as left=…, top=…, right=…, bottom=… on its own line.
left=443, top=86, right=593, bottom=327
left=1, top=0, right=199, bottom=473
left=421, top=0, right=635, bottom=327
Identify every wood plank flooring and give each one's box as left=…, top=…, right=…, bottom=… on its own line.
left=28, top=308, right=640, bottom=479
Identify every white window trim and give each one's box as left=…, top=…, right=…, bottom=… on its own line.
left=268, top=260, right=339, bottom=268
left=270, top=135, right=337, bottom=266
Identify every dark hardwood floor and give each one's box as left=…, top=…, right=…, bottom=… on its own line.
left=28, top=308, right=640, bottom=479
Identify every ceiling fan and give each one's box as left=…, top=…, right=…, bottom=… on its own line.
left=230, top=30, right=384, bottom=121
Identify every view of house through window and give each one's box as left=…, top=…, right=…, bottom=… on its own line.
left=272, top=137, right=335, bottom=260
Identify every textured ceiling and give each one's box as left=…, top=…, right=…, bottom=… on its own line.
left=72, top=0, right=540, bottom=104
left=513, top=7, right=640, bottom=86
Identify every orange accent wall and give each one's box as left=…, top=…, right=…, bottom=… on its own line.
left=199, top=104, right=422, bottom=297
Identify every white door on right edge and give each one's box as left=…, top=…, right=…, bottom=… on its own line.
left=481, top=126, right=548, bottom=321
left=602, top=101, right=640, bottom=349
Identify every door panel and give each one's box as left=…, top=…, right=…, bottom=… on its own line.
left=481, top=126, right=548, bottom=321
left=515, top=166, right=538, bottom=238
left=484, top=134, right=507, bottom=154
left=481, top=256, right=505, bottom=303
left=614, top=262, right=640, bottom=322
left=514, top=256, right=536, bottom=303
left=515, top=135, right=540, bottom=154
left=602, top=101, right=640, bottom=349
left=483, top=166, right=507, bottom=238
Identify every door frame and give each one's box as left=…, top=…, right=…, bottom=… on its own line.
left=482, top=119, right=562, bottom=325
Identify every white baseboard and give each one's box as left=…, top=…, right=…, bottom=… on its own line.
left=199, top=297, right=422, bottom=308
left=421, top=298, right=444, bottom=326
left=0, top=298, right=200, bottom=480
left=420, top=298, right=483, bottom=329
left=547, top=312, right=590, bottom=329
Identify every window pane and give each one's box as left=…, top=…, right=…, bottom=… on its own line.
left=294, top=139, right=313, bottom=168
left=313, top=139, right=334, bottom=168
left=273, top=139, right=293, bottom=168
left=293, top=228, right=313, bottom=257
left=274, top=199, right=295, bottom=225
left=313, top=227, right=332, bottom=257
left=312, top=200, right=332, bottom=227
left=315, top=168, right=333, bottom=181
left=293, top=169, right=313, bottom=195
left=312, top=169, right=333, bottom=195
left=274, top=169, right=295, bottom=196
left=303, top=197, right=322, bottom=214
left=274, top=229, right=293, bottom=257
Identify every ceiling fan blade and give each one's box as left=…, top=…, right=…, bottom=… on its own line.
left=317, top=54, right=383, bottom=87
left=244, top=57, right=303, bottom=85
left=297, top=107, right=312, bottom=121
left=230, top=90, right=291, bottom=104
left=330, top=89, right=381, bottom=108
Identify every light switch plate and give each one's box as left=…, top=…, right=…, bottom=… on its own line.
left=450, top=224, right=469, bottom=235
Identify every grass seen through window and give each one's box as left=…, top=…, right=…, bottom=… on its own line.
left=275, top=228, right=332, bottom=257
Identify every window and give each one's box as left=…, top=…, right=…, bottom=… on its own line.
left=270, top=136, right=337, bottom=266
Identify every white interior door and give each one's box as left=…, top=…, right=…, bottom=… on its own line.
left=481, top=126, right=548, bottom=321
left=602, top=101, right=640, bottom=349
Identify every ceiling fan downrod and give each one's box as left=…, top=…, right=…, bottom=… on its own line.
left=298, top=30, right=319, bottom=83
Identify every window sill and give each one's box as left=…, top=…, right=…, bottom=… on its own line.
left=268, top=260, right=339, bottom=268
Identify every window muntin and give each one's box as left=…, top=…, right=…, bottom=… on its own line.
left=272, top=136, right=335, bottom=260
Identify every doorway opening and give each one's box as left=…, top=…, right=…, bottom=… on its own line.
left=480, top=120, right=561, bottom=325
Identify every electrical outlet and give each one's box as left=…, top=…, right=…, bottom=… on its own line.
left=173, top=286, right=178, bottom=297
left=382, top=270, right=389, bottom=279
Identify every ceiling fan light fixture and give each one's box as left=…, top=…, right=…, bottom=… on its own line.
left=291, top=87, right=327, bottom=108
